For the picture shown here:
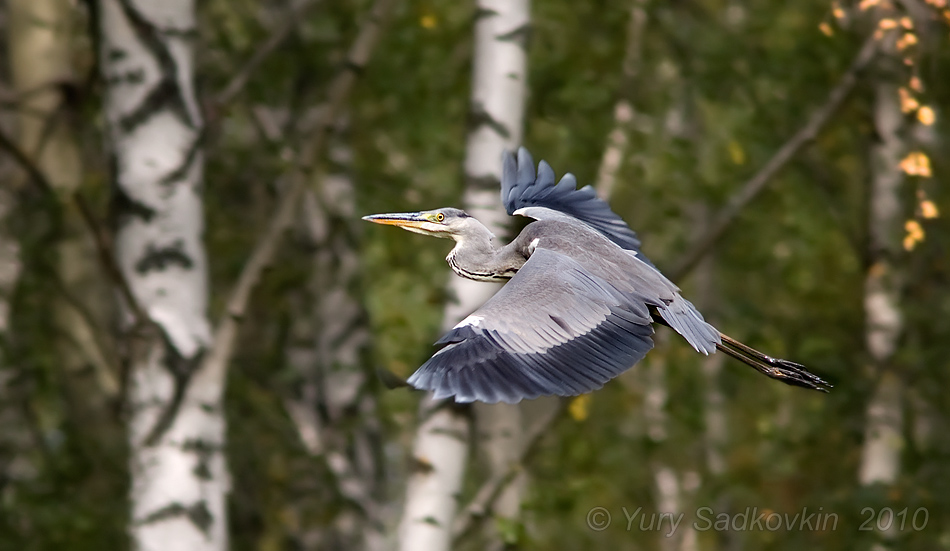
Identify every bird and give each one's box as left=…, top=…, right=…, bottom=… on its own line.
left=363, top=148, right=830, bottom=404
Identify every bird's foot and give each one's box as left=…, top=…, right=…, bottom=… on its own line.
left=762, top=357, right=833, bottom=392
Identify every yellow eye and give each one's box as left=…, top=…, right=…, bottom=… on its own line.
left=436, top=212, right=445, bottom=222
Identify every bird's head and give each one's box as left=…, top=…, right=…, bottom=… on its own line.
left=362, top=208, right=481, bottom=240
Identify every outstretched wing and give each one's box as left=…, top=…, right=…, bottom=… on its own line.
left=501, top=147, right=643, bottom=252
left=408, top=248, right=660, bottom=403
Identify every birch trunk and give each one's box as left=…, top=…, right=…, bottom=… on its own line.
left=858, top=62, right=905, bottom=490
left=7, top=0, right=113, bottom=481
left=690, top=204, right=727, bottom=477
left=595, top=0, right=646, bottom=202
left=0, top=189, right=24, bottom=484
left=284, top=136, right=385, bottom=550
left=98, top=1, right=224, bottom=549
left=398, top=1, right=529, bottom=550
left=603, top=8, right=698, bottom=549
left=10, top=0, right=116, bottom=401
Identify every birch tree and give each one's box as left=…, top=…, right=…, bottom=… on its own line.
left=9, top=0, right=116, bottom=399
left=284, top=132, right=386, bottom=550
left=6, top=0, right=112, bottom=485
left=398, top=2, right=529, bottom=550
left=97, top=1, right=223, bottom=549
left=858, top=14, right=906, bottom=509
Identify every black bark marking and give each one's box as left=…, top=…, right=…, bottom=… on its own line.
left=108, top=47, right=127, bottom=61
left=410, top=455, right=435, bottom=474
left=183, top=439, right=218, bottom=481
left=496, top=23, right=531, bottom=48
left=134, top=240, right=194, bottom=274
left=474, top=7, right=500, bottom=20
left=467, top=101, right=511, bottom=138
left=119, top=78, right=179, bottom=133
left=159, top=136, right=202, bottom=187
left=113, top=184, right=158, bottom=223
left=139, top=502, right=189, bottom=524
left=107, top=68, right=145, bottom=87
left=142, top=341, right=205, bottom=447
left=113, top=0, right=198, bottom=133
left=430, top=426, right=468, bottom=443
left=188, top=501, right=214, bottom=535
left=139, top=500, right=213, bottom=535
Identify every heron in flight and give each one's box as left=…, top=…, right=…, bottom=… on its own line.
left=364, top=148, right=830, bottom=404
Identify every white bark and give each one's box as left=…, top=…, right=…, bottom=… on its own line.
left=98, top=1, right=224, bottom=550
left=399, top=2, right=529, bottom=550
left=0, top=187, right=27, bottom=483
left=398, top=401, right=470, bottom=551
left=595, top=0, right=646, bottom=201
left=474, top=400, right=524, bottom=551
left=858, top=72, right=905, bottom=489
left=10, top=0, right=116, bottom=398
left=7, top=0, right=113, bottom=482
left=688, top=204, right=728, bottom=477
left=8, top=0, right=82, bottom=189
left=284, top=138, right=385, bottom=550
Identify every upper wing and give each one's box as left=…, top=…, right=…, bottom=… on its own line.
left=407, top=248, right=658, bottom=403
left=500, top=147, right=643, bottom=252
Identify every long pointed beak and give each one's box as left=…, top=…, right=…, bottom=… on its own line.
left=361, top=212, right=428, bottom=229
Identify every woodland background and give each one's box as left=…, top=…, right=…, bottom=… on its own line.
left=0, top=0, right=949, bottom=550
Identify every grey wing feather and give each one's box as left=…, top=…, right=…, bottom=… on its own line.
left=501, top=147, right=644, bottom=252
left=407, top=249, right=657, bottom=403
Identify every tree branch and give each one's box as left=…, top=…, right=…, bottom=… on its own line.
left=0, top=123, right=150, bottom=327
left=668, top=34, right=879, bottom=282
left=214, top=0, right=326, bottom=108
left=0, top=125, right=53, bottom=194
left=452, top=399, right=566, bottom=542
left=283, top=396, right=385, bottom=529
left=73, top=193, right=149, bottom=324
left=188, top=0, right=398, bottom=403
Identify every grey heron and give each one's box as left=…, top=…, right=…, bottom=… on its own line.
left=364, top=148, right=830, bottom=404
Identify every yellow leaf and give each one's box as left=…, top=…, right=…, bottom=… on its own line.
left=904, top=220, right=925, bottom=250
left=860, top=0, right=882, bottom=9
left=921, top=199, right=939, bottom=219
left=898, top=87, right=919, bottom=113
left=917, top=153, right=932, bottom=177
left=905, top=218, right=923, bottom=235
left=903, top=234, right=918, bottom=251
left=917, top=106, right=936, bottom=126
left=420, top=14, right=437, bottom=29
left=728, top=140, right=746, bottom=165
left=910, top=76, right=923, bottom=92
left=900, top=16, right=914, bottom=29
left=819, top=22, right=834, bottom=36
left=897, top=33, right=918, bottom=50
left=879, top=18, right=898, bottom=30
left=900, top=152, right=932, bottom=177
left=568, top=394, right=591, bottom=422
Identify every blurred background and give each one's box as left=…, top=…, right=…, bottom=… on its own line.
left=0, top=0, right=949, bottom=549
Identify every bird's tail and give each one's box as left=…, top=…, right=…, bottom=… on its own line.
left=715, top=333, right=831, bottom=392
